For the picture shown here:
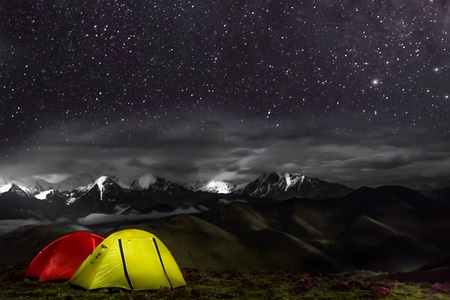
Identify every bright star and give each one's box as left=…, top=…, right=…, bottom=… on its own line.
left=371, top=78, right=380, bottom=86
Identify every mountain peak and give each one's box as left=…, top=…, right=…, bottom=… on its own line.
left=0, top=183, right=30, bottom=196
left=91, top=176, right=123, bottom=201
left=204, top=180, right=236, bottom=194
left=241, top=172, right=352, bottom=200
left=260, top=172, right=307, bottom=183
left=252, top=172, right=310, bottom=191
left=94, top=176, right=110, bottom=199
left=129, top=173, right=158, bottom=190
left=0, top=183, right=14, bottom=194
left=184, top=179, right=241, bottom=194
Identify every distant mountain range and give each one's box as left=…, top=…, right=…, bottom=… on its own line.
left=1, top=171, right=450, bottom=274
left=2, top=171, right=351, bottom=197
left=1, top=180, right=450, bottom=274
left=2, top=172, right=353, bottom=197
left=0, top=172, right=353, bottom=221
left=2, top=171, right=450, bottom=223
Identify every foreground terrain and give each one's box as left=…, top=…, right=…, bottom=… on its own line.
left=1, top=264, right=449, bottom=299
left=1, top=177, right=450, bottom=299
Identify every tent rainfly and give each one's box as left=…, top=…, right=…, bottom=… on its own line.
left=69, top=229, right=186, bottom=291
left=25, top=231, right=104, bottom=281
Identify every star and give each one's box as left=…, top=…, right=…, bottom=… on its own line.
left=371, top=78, right=381, bottom=86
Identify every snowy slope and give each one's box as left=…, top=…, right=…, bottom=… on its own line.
left=185, top=180, right=239, bottom=194
left=240, top=172, right=353, bottom=200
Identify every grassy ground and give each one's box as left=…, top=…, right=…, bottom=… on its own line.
left=0, top=264, right=449, bottom=299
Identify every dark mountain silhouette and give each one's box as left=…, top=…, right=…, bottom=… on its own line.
left=1, top=174, right=450, bottom=273
left=383, top=255, right=450, bottom=283
left=0, top=184, right=51, bottom=220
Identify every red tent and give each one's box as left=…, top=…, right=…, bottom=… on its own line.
left=25, top=231, right=104, bottom=281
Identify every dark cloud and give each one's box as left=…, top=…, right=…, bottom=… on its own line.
left=1, top=112, right=449, bottom=189
left=126, top=158, right=149, bottom=169
left=149, top=160, right=199, bottom=183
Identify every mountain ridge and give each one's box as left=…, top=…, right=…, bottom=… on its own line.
left=0, top=171, right=355, bottom=200
left=2, top=182, right=450, bottom=273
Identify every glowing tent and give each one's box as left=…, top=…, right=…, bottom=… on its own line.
left=25, top=231, right=104, bottom=281
left=69, top=229, right=186, bottom=291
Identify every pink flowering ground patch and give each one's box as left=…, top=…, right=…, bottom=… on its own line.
left=371, top=285, right=390, bottom=296
left=431, top=282, right=443, bottom=293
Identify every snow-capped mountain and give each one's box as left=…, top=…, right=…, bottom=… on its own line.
left=68, top=176, right=125, bottom=203
left=0, top=183, right=30, bottom=197
left=184, top=180, right=204, bottom=191
left=127, top=173, right=187, bottom=194
left=183, top=173, right=353, bottom=199
left=0, top=172, right=355, bottom=201
left=0, top=171, right=358, bottom=222
left=0, top=183, right=59, bottom=220
left=6, top=173, right=100, bottom=193
left=185, top=180, right=240, bottom=194
left=64, top=176, right=129, bottom=217
left=240, top=172, right=354, bottom=200
left=0, top=178, right=54, bottom=194
left=127, top=173, right=158, bottom=190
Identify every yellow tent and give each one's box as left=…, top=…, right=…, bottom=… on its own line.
left=69, top=229, right=186, bottom=291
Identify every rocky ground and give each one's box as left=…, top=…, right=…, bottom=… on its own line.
left=1, top=264, right=449, bottom=299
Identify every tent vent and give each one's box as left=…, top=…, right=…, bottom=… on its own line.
left=118, top=239, right=134, bottom=290
left=153, top=238, right=173, bottom=289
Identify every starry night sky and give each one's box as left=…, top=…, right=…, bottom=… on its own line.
left=1, top=0, right=449, bottom=189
